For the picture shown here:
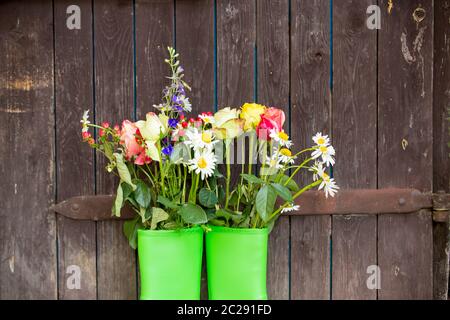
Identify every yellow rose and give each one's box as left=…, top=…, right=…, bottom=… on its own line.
left=214, top=119, right=245, bottom=140
left=240, top=103, right=266, bottom=131
left=135, top=112, right=168, bottom=142
left=213, top=107, right=240, bottom=127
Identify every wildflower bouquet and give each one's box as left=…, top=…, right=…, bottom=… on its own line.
left=80, top=46, right=339, bottom=300
left=81, top=47, right=210, bottom=249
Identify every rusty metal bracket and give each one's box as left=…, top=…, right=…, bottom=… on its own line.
left=50, top=188, right=446, bottom=221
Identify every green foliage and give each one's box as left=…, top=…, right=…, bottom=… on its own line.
left=198, top=188, right=218, bottom=208
left=255, top=185, right=277, bottom=223
left=179, top=204, right=208, bottom=224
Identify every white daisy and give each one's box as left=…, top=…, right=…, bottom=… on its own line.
left=309, top=161, right=326, bottom=181
left=318, top=172, right=339, bottom=198
left=312, top=132, right=330, bottom=147
left=276, top=148, right=296, bottom=165
left=188, top=150, right=217, bottom=180
left=270, top=129, right=293, bottom=148
left=265, top=153, right=283, bottom=170
left=184, top=128, right=218, bottom=151
left=80, top=110, right=90, bottom=132
left=311, top=144, right=336, bottom=167
left=281, top=203, right=300, bottom=213
left=199, top=113, right=215, bottom=125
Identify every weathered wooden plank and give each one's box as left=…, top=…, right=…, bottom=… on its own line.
left=257, top=0, right=290, bottom=300
left=217, top=0, right=255, bottom=188
left=176, top=0, right=214, bottom=116
left=135, top=0, right=174, bottom=299
left=331, top=0, right=377, bottom=300
left=176, top=0, right=214, bottom=300
left=433, top=0, right=450, bottom=300
left=0, top=0, right=57, bottom=299
left=135, top=0, right=174, bottom=118
left=291, top=216, right=331, bottom=299
left=378, top=0, right=434, bottom=299
left=290, top=0, right=331, bottom=300
left=94, top=0, right=137, bottom=300
left=54, top=0, right=97, bottom=300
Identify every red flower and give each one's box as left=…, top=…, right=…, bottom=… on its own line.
left=256, top=107, right=285, bottom=140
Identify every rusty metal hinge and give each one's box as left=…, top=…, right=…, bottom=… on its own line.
left=50, top=188, right=450, bottom=222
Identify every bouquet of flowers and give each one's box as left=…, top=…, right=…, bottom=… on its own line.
left=81, top=47, right=339, bottom=249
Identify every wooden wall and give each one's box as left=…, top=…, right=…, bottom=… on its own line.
left=0, top=0, right=448, bottom=300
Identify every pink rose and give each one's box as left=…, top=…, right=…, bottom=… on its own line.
left=120, top=120, right=143, bottom=159
left=256, top=107, right=285, bottom=140
left=134, top=150, right=151, bottom=165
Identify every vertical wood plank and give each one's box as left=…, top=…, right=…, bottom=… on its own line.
left=176, top=0, right=214, bottom=116
left=0, top=0, right=57, bottom=299
left=433, top=0, right=450, bottom=300
left=217, top=0, right=255, bottom=190
left=331, top=0, right=377, bottom=300
left=94, top=0, right=137, bottom=300
left=378, top=0, right=434, bottom=299
left=135, top=0, right=174, bottom=118
left=54, top=0, right=97, bottom=300
left=217, top=0, right=255, bottom=107
left=135, top=0, right=174, bottom=299
left=257, top=0, right=290, bottom=300
left=176, top=0, right=214, bottom=300
left=290, top=0, right=331, bottom=300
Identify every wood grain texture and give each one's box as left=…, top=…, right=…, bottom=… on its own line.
left=0, top=0, right=57, bottom=299
left=378, top=0, right=434, bottom=299
left=135, top=0, right=174, bottom=118
left=433, top=0, right=450, bottom=300
left=176, top=0, right=215, bottom=300
left=291, top=216, right=331, bottom=299
left=94, top=0, right=137, bottom=300
left=257, top=0, right=290, bottom=300
left=331, top=0, right=377, bottom=300
left=54, top=0, right=97, bottom=300
left=135, top=0, right=174, bottom=299
left=290, top=0, right=331, bottom=300
left=217, top=0, right=255, bottom=188
left=176, top=0, right=214, bottom=115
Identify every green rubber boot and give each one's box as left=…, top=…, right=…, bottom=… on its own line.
left=205, top=225, right=269, bottom=300
left=137, top=226, right=203, bottom=300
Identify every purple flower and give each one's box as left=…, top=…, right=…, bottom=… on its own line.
left=173, top=105, right=183, bottom=112
left=172, top=95, right=181, bottom=104
left=162, top=145, right=173, bottom=156
left=168, top=118, right=178, bottom=128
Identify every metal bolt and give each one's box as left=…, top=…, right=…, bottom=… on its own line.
left=71, top=203, right=80, bottom=211
left=398, top=198, right=406, bottom=206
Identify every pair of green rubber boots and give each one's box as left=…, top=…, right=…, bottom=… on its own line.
left=137, top=225, right=269, bottom=300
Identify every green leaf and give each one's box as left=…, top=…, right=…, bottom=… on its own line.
left=113, top=153, right=136, bottom=190
left=179, top=204, right=208, bottom=224
left=123, top=216, right=142, bottom=249
left=199, top=188, right=218, bottom=208
left=216, top=208, right=244, bottom=223
left=157, top=195, right=179, bottom=209
left=170, top=143, right=191, bottom=163
left=255, top=185, right=277, bottom=222
left=271, top=183, right=293, bottom=202
left=144, top=207, right=152, bottom=221
left=103, top=141, right=114, bottom=161
left=139, top=207, right=147, bottom=223
left=240, top=173, right=263, bottom=184
left=151, top=208, right=169, bottom=230
left=112, top=183, right=124, bottom=217
left=276, top=174, right=300, bottom=192
left=133, top=180, right=151, bottom=208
